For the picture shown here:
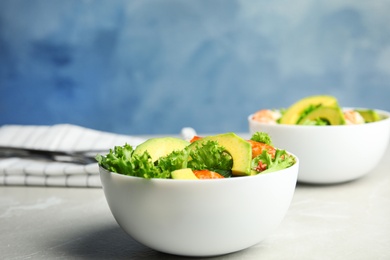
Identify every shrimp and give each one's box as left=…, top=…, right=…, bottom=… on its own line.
left=190, top=136, right=202, bottom=143
left=344, top=110, right=365, bottom=125
left=252, top=109, right=281, bottom=124
left=193, top=170, right=225, bottom=179
left=247, top=140, right=276, bottom=159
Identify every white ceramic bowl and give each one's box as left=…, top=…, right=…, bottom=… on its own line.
left=99, top=159, right=299, bottom=257
left=248, top=108, right=390, bottom=184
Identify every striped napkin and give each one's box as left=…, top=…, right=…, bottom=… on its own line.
left=0, top=124, right=146, bottom=188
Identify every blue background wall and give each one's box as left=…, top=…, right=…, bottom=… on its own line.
left=1, top=0, right=390, bottom=135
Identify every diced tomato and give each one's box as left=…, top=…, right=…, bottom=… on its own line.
left=256, top=161, right=268, bottom=172
left=247, top=140, right=276, bottom=158
left=193, top=170, right=224, bottom=179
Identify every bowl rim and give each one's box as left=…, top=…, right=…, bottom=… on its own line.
left=248, top=107, right=390, bottom=128
left=99, top=153, right=299, bottom=183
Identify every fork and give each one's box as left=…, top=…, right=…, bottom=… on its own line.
left=0, top=146, right=108, bottom=164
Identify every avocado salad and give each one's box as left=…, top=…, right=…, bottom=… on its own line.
left=96, top=132, right=296, bottom=180
left=252, top=95, right=384, bottom=126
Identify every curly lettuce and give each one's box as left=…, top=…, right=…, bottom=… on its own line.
left=187, top=140, right=233, bottom=177
left=250, top=131, right=273, bottom=145
left=97, top=132, right=295, bottom=179
left=96, top=140, right=233, bottom=179
left=251, top=149, right=295, bottom=174
left=96, top=144, right=170, bottom=179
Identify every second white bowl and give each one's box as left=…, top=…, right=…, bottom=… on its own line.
left=249, top=108, right=390, bottom=184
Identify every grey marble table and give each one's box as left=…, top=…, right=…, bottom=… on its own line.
left=1, top=139, right=390, bottom=260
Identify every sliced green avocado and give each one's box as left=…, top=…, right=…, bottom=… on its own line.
left=189, top=132, right=252, bottom=176
left=171, top=168, right=198, bottom=179
left=355, top=109, right=381, bottom=123
left=298, top=106, right=346, bottom=125
left=280, top=95, right=339, bottom=125
left=134, top=137, right=190, bottom=161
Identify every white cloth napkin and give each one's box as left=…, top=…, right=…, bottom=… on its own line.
left=0, top=124, right=146, bottom=188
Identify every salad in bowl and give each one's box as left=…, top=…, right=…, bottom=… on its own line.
left=248, top=95, right=390, bottom=184
left=96, top=132, right=296, bottom=180
left=96, top=132, right=298, bottom=256
left=251, top=95, right=385, bottom=126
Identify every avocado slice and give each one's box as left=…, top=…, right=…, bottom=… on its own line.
left=355, top=109, right=381, bottom=123
left=171, top=168, right=198, bottom=180
left=134, top=137, right=190, bottom=161
left=280, top=95, right=339, bottom=125
left=298, top=106, right=346, bottom=125
left=189, top=132, right=252, bottom=176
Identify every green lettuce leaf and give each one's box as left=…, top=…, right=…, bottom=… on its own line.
left=96, top=140, right=234, bottom=179
left=187, top=140, right=233, bottom=177
left=96, top=144, right=164, bottom=178
left=251, top=149, right=295, bottom=174
left=300, top=118, right=329, bottom=125
left=250, top=132, right=273, bottom=145
left=156, top=149, right=190, bottom=175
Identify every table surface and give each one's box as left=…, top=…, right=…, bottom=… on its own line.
left=1, top=135, right=390, bottom=260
